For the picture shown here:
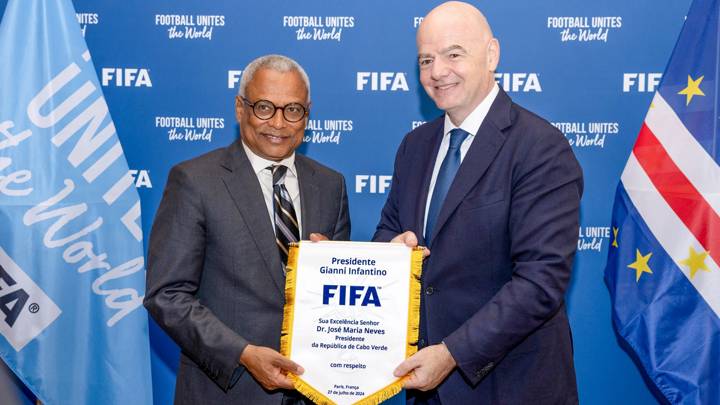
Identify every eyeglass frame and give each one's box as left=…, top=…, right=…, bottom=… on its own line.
left=238, top=96, right=309, bottom=123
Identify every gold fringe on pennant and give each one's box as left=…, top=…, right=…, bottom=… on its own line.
left=353, top=382, right=403, bottom=405
left=289, top=374, right=336, bottom=405
left=280, top=242, right=300, bottom=359
left=406, top=247, right=424, bottom=359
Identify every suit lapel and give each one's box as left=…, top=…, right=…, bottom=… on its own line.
left=220, top=141, right=285, bottom=295
left=429, top=89, right=513, bottom=245
left=295, top=155, right=319, bottom=240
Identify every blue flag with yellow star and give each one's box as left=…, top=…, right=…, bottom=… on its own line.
left=605, top=0, right=720, bottom=403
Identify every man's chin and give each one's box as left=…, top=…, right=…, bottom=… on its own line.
left=260, top=145, right=296, bottom=161
left=428, top=97, right=457, bottom=111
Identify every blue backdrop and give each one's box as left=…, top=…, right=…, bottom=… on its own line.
left=0, top=0, right=694, bottom=404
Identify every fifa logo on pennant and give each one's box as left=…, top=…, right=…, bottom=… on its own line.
left=322, top=285, right=381, bottom=307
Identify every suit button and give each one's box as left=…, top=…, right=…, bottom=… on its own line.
left=419, top=338, right=426, bottom=347
left=425, top=286, right=435, bottom=295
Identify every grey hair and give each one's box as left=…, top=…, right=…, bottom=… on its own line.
left=238, top=54, right=311, bottom=102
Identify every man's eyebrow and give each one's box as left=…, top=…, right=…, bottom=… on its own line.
left=417, top=45, right=467, bottom=60
left=440, top=44, right=467, bottom=54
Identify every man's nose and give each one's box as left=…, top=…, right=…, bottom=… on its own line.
left=430, top=58, right=450, bottom=80
left=268, top=108, right=287, bottom=129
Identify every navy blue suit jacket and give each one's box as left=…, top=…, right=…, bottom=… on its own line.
left=374, top=89, right=583, bottom=404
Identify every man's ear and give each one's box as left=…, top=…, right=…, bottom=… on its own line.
left=235, top=96, right=243, bottom=123
left=487, top=38, right=500, bottom=72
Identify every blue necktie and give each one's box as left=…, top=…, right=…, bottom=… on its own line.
left=425, top=128, right=470, bottom=245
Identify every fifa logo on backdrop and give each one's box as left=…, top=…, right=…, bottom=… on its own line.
left=356, top=72, right=409, bottom=91
left=76, top=12, right=99, bottom=37
left=101, top=68, right=152, bottom=87
left=494, top=73, right=542, bottom=92
left=356, top=175, right=392, bottom=194
left=623, top=73, right=662, bottom=92
left=228, top=70, right=243, bottom=89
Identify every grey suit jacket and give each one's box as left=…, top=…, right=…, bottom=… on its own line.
left=144, top=140, right=350, bottom=404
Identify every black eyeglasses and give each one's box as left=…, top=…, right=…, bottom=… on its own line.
left=239, top=97, right=308, bottom=123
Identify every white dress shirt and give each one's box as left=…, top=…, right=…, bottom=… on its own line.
left=423, top=83, right=500, bottom=236
left=241, top=141, right=302, bottom=236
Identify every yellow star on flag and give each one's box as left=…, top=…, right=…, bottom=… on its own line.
left=678, top=75, right=705, bottom=105
left=628, top=249, right=653, bottom=282
left=612, top=227, right=619, bottom=248
left=680, top=246, right=710, bottom=279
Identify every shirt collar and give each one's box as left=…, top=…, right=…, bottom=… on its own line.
left=443, top=82, right=499, bottom=137
left=241, top=140, right=297, bottom=177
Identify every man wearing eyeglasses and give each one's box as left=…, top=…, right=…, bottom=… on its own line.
left=145, top=54, right=350, bottom=405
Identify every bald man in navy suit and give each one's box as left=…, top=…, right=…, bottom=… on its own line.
left=374, top=3, right=583, bottom=404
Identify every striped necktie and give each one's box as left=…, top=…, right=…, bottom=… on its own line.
left=270, top=165, right=300, bottom=266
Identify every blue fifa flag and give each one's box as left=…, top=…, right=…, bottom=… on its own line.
left=0, top=0, right=153, bottom=404
left=605, top=0, right=720, bottom=403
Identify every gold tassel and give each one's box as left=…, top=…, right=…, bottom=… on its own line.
left=282, top=243, right=336, bottom=404
left=406, top=247, right=424, bottom=358
left=280, top=242, right=300, bottom=358
left=352, top=380, right=404, bottom=405
left=289, top=374, right=336, bottom=405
